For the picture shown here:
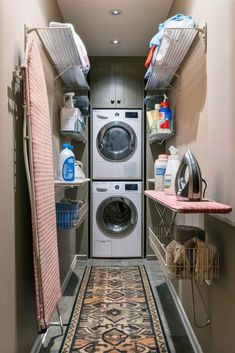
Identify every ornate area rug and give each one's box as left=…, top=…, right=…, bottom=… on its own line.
left=60, top=266, right=169, bottom=353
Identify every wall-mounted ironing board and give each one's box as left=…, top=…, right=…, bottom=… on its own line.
left=21, top=39, right=61, bottom=332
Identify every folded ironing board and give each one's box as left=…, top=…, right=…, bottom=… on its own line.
left=22, top=39, right=61, bottom=331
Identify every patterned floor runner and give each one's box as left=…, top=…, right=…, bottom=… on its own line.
left=60, top=266, right=169, bottom=353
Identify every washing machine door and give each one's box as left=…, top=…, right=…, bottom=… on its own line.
left=97, top=196, right=138, bottom=237
left=97, top=121, right=137, bottom=161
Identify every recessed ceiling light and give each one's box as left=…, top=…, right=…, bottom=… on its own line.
left=111, top=39, right=121, bottom=45
left=109, top=9, right=123, bottom=16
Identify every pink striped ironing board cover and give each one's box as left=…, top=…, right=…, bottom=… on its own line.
left=24, top=39, right=61, bottom=331
left=145, top=191, right=232, bottom=214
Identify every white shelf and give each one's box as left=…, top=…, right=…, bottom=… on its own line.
left=54, top=178, right=90, bottom=188
left=145, top=27, right=198, bottom=90
left=149, top=131, right=175, bottom=144
left=35, top=27, right=89, bottom=90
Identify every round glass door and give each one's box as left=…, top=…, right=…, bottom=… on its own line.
left=97, top=121, right=137, bottom=161
left=97, top=196, right=138, bottom=237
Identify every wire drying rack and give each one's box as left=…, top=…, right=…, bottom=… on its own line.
left=145, top=25, right=207, bottom=91
left=25, top=26, right=89, bottom=90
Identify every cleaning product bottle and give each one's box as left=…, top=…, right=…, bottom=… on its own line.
left=159, top=94, right=172, bottom=133
left=151, top=103, right=160, bottom=134
left=60, top=92, right=81, bottom=133
left=164, top=146, right=180, bottom=195
left=59, top=143, right=75, bottom=181
left=154, top=154, right=168, bottom=191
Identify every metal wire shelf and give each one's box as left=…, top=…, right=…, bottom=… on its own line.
left=56, top=201, right=88, bottom=231
left=149, top=226, right=219, bottom=282
left=60, top=130, right=88, bottom=143
left=27, top=26, right=89, bottom=90
left=145, top=27, right=199, bottom=90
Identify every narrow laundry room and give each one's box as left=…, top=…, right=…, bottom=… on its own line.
left=1, top=1, right=235, bottom=353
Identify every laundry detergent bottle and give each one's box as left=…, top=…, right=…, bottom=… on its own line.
left=154, top=154, right=168, bottom=191
left=59, top=143, right=75, bottom=181
left=164, top=146, right=180, bottom=195
left=159, top=94, right=172, bottom=133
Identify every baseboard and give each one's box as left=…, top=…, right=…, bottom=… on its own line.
left=61, top=255, right=78, bottom=294
left=29, top=334, right=44, bottom=353
left=167, top=280, right=204, bottom=353
left=76, top=254, right=88, bottom=260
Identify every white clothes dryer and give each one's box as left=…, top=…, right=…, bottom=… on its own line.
left=92, top=109, right=142, bottom=180
left=92, top=181, right=142, bottom=258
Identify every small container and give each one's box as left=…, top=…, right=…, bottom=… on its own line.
left=164, top=146, right=180, bottom=195
left=154, top=154, right=168, bottom=191
left=150, top=104, right=160, bottom=134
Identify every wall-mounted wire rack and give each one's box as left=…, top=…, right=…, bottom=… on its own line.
left=54, top=178, right=90, bottom=189
left=60, top=129, right=88, bottom=143
left=56, top=201, right=88, bottom=231
left=149, top=227, right=219, bottom=282
left=26, top=26, right=89, bottom=90
left=145, top=25, right=206, bottom=91
left=149, top=131, right=175, bottom=144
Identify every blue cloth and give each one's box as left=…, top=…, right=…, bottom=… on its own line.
left=150, top=14, right=194, bottom=47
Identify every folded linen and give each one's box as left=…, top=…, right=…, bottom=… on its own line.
left=49, top=21, right=90, bottom=74
left=166, top=238, right=218, bottom=282
left=150, top=14, right=195, bottom=47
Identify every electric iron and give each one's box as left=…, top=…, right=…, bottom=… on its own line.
left=175, top=150, right=204, bottom=201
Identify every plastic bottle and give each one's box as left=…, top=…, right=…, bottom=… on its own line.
left=151, top=103, right=160, bottom=134
left=154, top=154, right=168, bottom=191
left=64, top=92, right=76, bottom=107
left=61, top=92, right=81, bottom=133
left=164, top=146, right=180, bottom=195
left=158, top=94, right=172, bottom=133
left=59, top=143, right=75, bottom=181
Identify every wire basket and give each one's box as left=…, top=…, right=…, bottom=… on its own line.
left=56, top=201, right=79, bottom=230
left=149, top=227, right=219, bottom=282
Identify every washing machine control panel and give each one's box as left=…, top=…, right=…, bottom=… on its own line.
left=93, top=182, right=141, bottom=193
left=111, top=183, right=139, bottom=193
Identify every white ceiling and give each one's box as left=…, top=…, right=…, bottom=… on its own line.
left=56, top=0, right=174, bottom=56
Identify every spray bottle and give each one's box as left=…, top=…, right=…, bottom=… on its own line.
left=159, top=94, right=173, bottom=133
left=164, top=146, right=180, bottom=195
left=60, top=92, right=81, bottom=133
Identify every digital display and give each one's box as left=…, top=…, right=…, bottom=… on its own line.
left=125, top=184, right=138, bottom=191
left=125, top=112, right=139, bottom=119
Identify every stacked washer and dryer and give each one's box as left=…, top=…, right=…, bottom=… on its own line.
left=91, top=109, right=143, bottom=257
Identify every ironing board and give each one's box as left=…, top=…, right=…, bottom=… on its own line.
left=145, top=190, right=232, bottom=237
left=144, top=191, right=232, bottom=213
left=22, top=39, right=61, bottom=331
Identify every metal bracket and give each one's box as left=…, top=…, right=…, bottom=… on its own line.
left=50, top=305, right=64, bottom=335
left=197, top=23, right=207, bottom=53
left=191, top=278, right=211, bottom=328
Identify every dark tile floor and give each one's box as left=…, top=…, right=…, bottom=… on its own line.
left=38, top=259, right=195, bottom=353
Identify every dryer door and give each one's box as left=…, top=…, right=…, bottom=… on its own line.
left=96, top=196, right=138, bottom=237
left=97, top=121, right=137, bottom=161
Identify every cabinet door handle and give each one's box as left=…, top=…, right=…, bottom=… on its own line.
left=111, top=99, right=115, bottom=104
left=117, top=99, right=121, bottom=104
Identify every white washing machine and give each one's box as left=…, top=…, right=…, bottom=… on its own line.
left=92, top=181, right=142, bottom=258
left=92, top=109, right=142, bottom=180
